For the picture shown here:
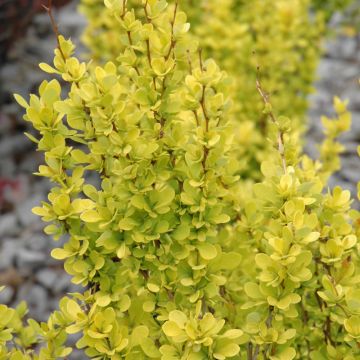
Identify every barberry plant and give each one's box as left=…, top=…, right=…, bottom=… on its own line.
left=12, top=0, right=243, bottom=358
left=80, top=0, right=326, bottom=181
left=231, top=88, right=360, bottom=359
left=0, top=0, right=358, bottom=359
left=311, top=0, right=354, bottom=22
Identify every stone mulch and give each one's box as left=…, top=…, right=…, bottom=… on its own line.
left=0, top=3, right=359, bottom=357
left=0, top=0, right=85, bottom=327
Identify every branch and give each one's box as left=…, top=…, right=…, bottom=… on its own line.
left=199, top=48, right=204, bottom=71
left=120, top=0, right=127, bottom=19
left=42, top=0, right=66, bottom=61
left=256, top=68, right=287, bottom=173
left=165, top=1, right=178, bottom=60
left=247, top=343, right=253, bottom=360
left=143, top=0, right=150, bottom=23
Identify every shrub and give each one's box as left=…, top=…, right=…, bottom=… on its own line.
left=226, top=94, right=360, bottom=359
left=11, top=1, right=241, bottom=358
left=80, top=0, right=325, bottom=181
left=2, top=0, right=359, bottom=359
left=311, top=0, right=354, bottom=22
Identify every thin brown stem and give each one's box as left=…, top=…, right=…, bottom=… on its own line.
left=127, top=31, right=133, bottom=45
left=146, top=40, right=152, bottom=66
left=200, top=86, right=209, bottom=132
left=126, top=31, right=140, bottom=76
left=186, top=49, right=193, bottom=73
left=323, top=315, right=335, bottom=346
left=256, top=70, right=287, bottom=173
left=42, top=0, right=66, bottom=61
left=247, top=343, right=253, bottom=360
left=120, top=0, right=127, bottom=19
left=266, top=307, right=274, bottom=328
left=253, top=345, right=260, bottom=360
left=199, top=48, right=204, bottom=71
left=193, top=110, right=199, bottom=126
left=144, top=0, right=150, bottom=22
left=142, top=3, right=153, bottom=71
left=165, top=1, right=178, bottom=60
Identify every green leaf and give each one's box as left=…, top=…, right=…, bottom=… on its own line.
left=14, top=94, right=28, bottom=108
left=198, top=243, right=218, bottom=260
left=80, top=210, right=102, bottom=223
left=140, top=338, right=161, bottom=358
left=162, top=321, right=182, bottom=337
left=130, top=326, right=149, bottom=347
left=119, top=295, right=131, bottom=312
left=172, top=223, right=190, bottom=241
left=39, top=62, right=59, bottom=74
left=147, top=283, right=160, bottom=293
left=213, top=213, right=230, bottom=224
left=214, top=340, right=240, bottom=359
left=95, top=293, right=112, bottom=307
left=119, top=217, right=137, bottom=230
left=66, top=299, right=82, bottom=318
left=211, top=252, right=242, bottom=271
left=51, top=248, right=72, bottom=260
left=169, top=310, right=187, bottom=328
left=143, top=301, right=155, bottom=312
left=344, top=315, right=360, bottom=338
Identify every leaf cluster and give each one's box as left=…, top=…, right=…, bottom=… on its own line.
left=2, top=0, right=360, bottom=359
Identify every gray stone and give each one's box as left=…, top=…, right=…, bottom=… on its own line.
left=17, top=249, right=46, bottom=268
left=342, top=141, right=359, bottom=155
left=70, top=350, right=86, bottom=360
left=0, top=239, right=21, bottom=270
left=32, top=180, right=52, bottom=196
left=26, top=233, right=49, bottom=251
left=352, top=111, right=360, bottom=128
left=68, top=281, right=82, bottom=293
left=0, top=213, right=18, bottom=238
left=327, top=175, right=354, bottom=193
left=17, top=283, right=48, bottom=321
left=36, top=269, right=59, bottom=289
left=304, top=138, right=320, bottom=160
left=16, top=194, right=44, bottom=227
left=0, top=158, right=16, bottom=177
left=306, top=123, right=324, bottom=140
left=338, top=111, right=360, bottom=142
left=0, top=64, right=19, bottom=87
left=342, top=84, right=360, bottom=111
left=329, top=12, right=345, bottom=27
left=340, top=157, right=360, bottom=184
left=0, top=134, right=31, bottom=157
left=307, top=92, right=331, bottom=112
left=52, top=272, right=73, bottom=294
left=0, top=286, right=14, bottom=304
left=0, top=113, right=12, bottom=134
left=58, top=10, right=87, bottom=29
left=316, top=58, right=348, bottom=82
left=18, top=152, right=41, bottom=173
left=324, top=36, right=357, bottom=61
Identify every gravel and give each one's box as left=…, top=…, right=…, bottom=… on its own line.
left=36, top=268, right=60, bottom=289
left=16, top=194, right=44, bottom=227
left=17, top=249, right=47, bottom=268
left=0, top=286, right=14, bottom=303
left=0, top=2, right=359, bottom=359
left=306, top=5, right=360, bottom=201
left=0, top=214, right=18, bottom=237
left=0, top=1, right=85, bottom=338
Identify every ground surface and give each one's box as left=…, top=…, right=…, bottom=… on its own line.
left=307, top=9, right=360, bottom=196
left=0, top=2, right=359, bottom=356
